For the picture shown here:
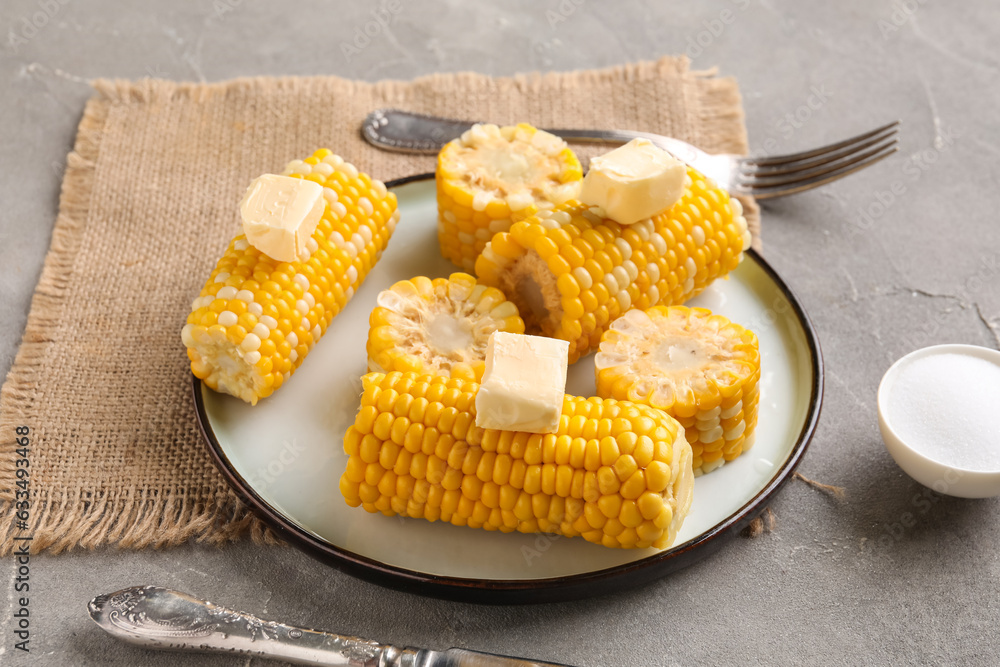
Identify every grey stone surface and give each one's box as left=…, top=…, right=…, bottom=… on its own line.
left=1, top=0, right=999, bottom=664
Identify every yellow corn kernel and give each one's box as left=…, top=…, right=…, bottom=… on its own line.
left=183, top=150, right=399, bottom=405
left=475, top=167, right=751, bottom=363
left=340, top=371, right=694, bottom=549
left=367, top=273, right=524, bottom=382
left=436, top=123, right=583, bottom=272
left=594, top=305, right=760, bottom=475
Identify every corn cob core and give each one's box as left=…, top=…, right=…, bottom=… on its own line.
left=182, top=150, right=399, bottom=404
left=475, top=168, right=751, bottom=363
left=367, top=273, right=525, bottom=382
left=436, top=123, right=583, bottom=273
left=340, top=371, right=695, bottom=550
left=595, top=306, right=760, bottom=475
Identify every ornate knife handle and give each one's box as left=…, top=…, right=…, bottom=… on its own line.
left=88, top=586, right=418, bottom=666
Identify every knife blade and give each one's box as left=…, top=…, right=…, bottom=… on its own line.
left=88, top=586, right=575, bottom=667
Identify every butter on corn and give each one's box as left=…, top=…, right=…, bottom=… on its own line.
left=436, top=123, right=583, bottom=273
left=367, top=273, right=524, bottom=382
left=340, top=371, right=695, bottom=550
left=475, top=166, right=752, bottom=363
left=595, top=306, right=760, bottom=475
left=240, top=174, right=326, bottom=263
left=475, top=332, right=569, bottom=434
left=579, top=138, right=687, bottom=226
left=183, top=150, right=399, bottom=405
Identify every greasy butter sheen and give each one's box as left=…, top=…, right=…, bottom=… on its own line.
left=475, top=332, right=569, bottom=434
left=240, top=174, right=325, bottom=263
left=579, top=138, right=686, bottom=226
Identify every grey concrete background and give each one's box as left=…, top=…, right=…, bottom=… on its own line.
left=2, top=0, right=999, bottom=664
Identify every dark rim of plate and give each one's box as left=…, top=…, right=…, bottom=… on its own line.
left=193, top=173, right=824, bottom=605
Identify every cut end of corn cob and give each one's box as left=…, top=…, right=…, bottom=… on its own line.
left=436, top=123, right=583, bottom=273
left=475, top=167, right=750, bottom=363
left=183, top=149, right=400, bottom=405
left=594, top=306, right=760, bottom=475
left=367, top=273, right=524, bottom=382
left=340, top=371, right=694, bottom=550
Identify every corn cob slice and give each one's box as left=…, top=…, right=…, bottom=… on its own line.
left=436, top=123, right=583, bottom=273
left=182, top=150, right=400, bottom=405
left=367, top=273, right=525, bottom=382
left=595, top=306, right=760, bottom=475
left=340, top=371, right=695, bottom=550
left=475, top=167, right=751, bottom=363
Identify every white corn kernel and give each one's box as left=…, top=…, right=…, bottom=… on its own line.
left=252, top=323, right=271, bottom=340
left=358, top=197, right=374, bottom=216
left=240, top=334, right=261, bottom=353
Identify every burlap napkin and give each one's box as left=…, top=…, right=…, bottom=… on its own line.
left=0, top=56, right=759, bottom=555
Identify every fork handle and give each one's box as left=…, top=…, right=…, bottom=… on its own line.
left=361, top=109, right=702, bottom=163
left=362, top=109, right=478, bottom=153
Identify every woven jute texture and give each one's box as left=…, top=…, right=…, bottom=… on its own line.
left=0, top=56, right=759, bottom=555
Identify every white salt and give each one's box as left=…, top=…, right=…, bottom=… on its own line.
left=887, top=352, right=1000, bottom=472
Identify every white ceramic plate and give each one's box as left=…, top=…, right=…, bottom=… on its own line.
left=195, top=175, right=823, bottom=603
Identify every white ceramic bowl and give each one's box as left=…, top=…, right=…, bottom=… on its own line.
left=877, top=344, right=1000, bottom=498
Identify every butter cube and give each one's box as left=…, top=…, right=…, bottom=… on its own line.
left=240, top=174, right=325, bottom=262
left=579, top=138, right=686, bottom=225
left=475, top=332, right=569, bottom=434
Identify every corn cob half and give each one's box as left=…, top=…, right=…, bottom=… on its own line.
left=437, top=123, right=583, bottom=273
left=367, top=273, right=525, bottom=382
left=475, top=167, right=751, bottom=363
left=340, top=371, right=694, bottom=550
left=183, top=150, right=399, bottom=404
left=595, top=306, right=760, bottom=475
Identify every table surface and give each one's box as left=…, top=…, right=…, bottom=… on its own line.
left=2, top=1, right=999, bottom=665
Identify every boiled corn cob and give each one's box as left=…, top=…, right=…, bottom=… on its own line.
left=367, top=273, right=525, bottom=382
left=595, top=306, right=760, bottom=475
left=436, top=123, right=583, bottom=273
left=475, top=167, right=751, bottom=363
left=340, top=371, right=695, bottom=550
left=182, top=150, right=399, bottom=404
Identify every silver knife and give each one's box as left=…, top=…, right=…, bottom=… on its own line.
left=88, top=586, right=574, bottom=666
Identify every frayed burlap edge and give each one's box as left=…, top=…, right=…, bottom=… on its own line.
left=87, top=57, right=718, bottom=106
left=0, top=94, right=280, bottom=554
left=742, top=474, right=846, bottom=539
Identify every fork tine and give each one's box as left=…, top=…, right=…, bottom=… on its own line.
left=742, top=137, right=898, bottom=189
left=743, top=126, right=898, bottom=177
left=745, top=144, right=899, bottom=199
left=744, top=120, right=900, bottom=167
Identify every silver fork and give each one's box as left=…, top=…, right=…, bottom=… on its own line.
left=362, top=109, right=900, bottom=200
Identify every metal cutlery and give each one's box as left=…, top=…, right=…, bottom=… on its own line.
left=89, top=586, right=573, bottom=666
left=362, top=108, right=899, bottom=199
